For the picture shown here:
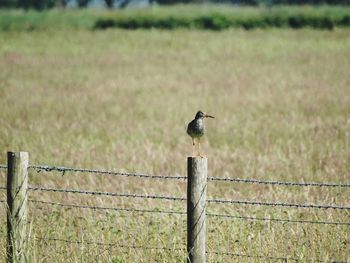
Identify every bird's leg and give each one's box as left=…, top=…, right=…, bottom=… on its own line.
left=198, top=138, right=202, bottom=157
left=192, top=138, right=195, bottom=157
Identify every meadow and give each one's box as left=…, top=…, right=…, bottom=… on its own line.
left=0, top=7, right=350, bottom=262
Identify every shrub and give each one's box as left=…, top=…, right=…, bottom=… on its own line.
left=195, top=13, right=231, bottom=30
left=94, top=18, right=116, bottom=29
left=93, top=6, right=349, bottom=30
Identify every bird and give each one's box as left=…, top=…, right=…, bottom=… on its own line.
left=187, top=110, right=215, bottom=157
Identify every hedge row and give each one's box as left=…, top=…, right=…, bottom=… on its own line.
left=94, top=7, right=350, bottom=30
left=1, top=6, right=349, bottom=31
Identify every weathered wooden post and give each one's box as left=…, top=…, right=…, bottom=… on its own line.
left=7, top=151, right=29, bottom=263
left=187, top=157, right=207, bottom=263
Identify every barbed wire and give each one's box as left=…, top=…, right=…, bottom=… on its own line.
left=30, top=199, right=350, bottom=226
left=36, top=236, right=185, bottom=252
left=25, top=164, right=350, bottom=188
left=35, top=236, right=326, bottom=262
left=29, top=165, right=186, bottom=180
left=0, top=186, right=6, bottom=190
left=207, top=198, right=350, bottom=210
left=0, top=164, right=7, bottom=170
left=29, top=186, right=350, bottom=210
left=29, top=186, right=186, bottom=202
left=30, top=199, right=186, bottom=216
left=208, top=176, right=350, bottom=188
left=207, top=250, right=324, bottom=262
left=207, top=212, right=350, bottom=226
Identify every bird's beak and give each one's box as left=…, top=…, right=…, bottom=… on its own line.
left=205, top=113, right=215, bottom=119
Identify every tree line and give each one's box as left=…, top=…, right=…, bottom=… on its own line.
left=0, top=0, right=349, bottom=10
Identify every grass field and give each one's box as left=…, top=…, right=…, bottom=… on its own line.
left=1, top=5, right=350, bottom=31
left=0, top=14, right=350, bottom=262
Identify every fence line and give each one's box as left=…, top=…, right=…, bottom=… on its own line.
left=207, top=212, right=350, bottom=226
left=206, top=251, right=324, bottom=263
left=36, top=236, right=313, bottom=262
left=207, top=198, right=350, bottom=210
left=29, top=186, right=186, bottom=202
left=29, top=165, right=187, bottom=180
left=36, top=236, right=185, bottom=252
left=30, top=199, right=186, bottom=216
left=3, top=155, right=350, bottom=263
left=207, top=176, right=350, bottom=188
left=30, top=199, right=350, bottom=226
left=28, top=186, right=350, bottom=210
left=15, top=163, right=349, bottom=188
left=36, top=236, right=321, bottom=263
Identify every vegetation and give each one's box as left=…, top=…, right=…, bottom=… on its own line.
left=94, top=5, right=350, bottom=30
left=1, top=6, right=350, bottom=32
left=0, top=9, right=103, bottom=30
left=0, top=23, right=349, bottom=261
left=1, top=0, right=350, bottom=10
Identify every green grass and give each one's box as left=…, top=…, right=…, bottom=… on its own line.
left=0, top=8, right=103, bottom=31
left=1, top=5, right=350, bottom=31
left=0, top=24, right=349, bottom=261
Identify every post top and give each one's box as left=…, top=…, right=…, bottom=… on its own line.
left=7, top=151, right=29, bottom=157
left=187, top=156, right=207, bottom=161
left=187, top=156, right=208, bottom=163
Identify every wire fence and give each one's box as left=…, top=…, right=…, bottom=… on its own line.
left=35, top=236, right=314, bottom=262
left=206, top=250, right=324, bottom=263
left=30, top=199, right=350, bottom=226
left=28, top=185, right=350, bottom=210
left=27, top=164, right=350, bottom=187
left=2, top=162, right=350, bottom=261
left=29, top=186, right=187, bottom=202
left=30, top=199, right=186, bottom=216
left=35, top=236, right=185, bottom=252
left=29, top=165, right=187, bottom=180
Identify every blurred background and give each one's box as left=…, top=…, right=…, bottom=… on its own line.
left=0, top=0, right=350, bottom=11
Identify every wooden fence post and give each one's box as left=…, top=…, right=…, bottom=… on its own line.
left=187, top=157, right=207, bottom=263
left=7, top=151, right=29, bottom=263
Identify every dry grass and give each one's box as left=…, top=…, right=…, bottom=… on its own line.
left=0, top=28, right=349, bottom=262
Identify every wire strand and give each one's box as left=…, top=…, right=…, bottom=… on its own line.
left=30, top=199, right=186, bottom=215
left=206, top=250, right=324, bottom=262
left=207, top=198, right=350, bottom=210
left=29, top=186, right=350, bottom=210
left=26, top=164, right=350, bottom=188
left=29, top=186, right=186, bottom=202
left=207, top=212, right=350, bottom=226
left=208, top=176, right=350, bottom=188
left=29, top=165, right=186, bottom=180
left=30, top=199, right=350, bottom=226
left=36, top=236, right=184, bottom=251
